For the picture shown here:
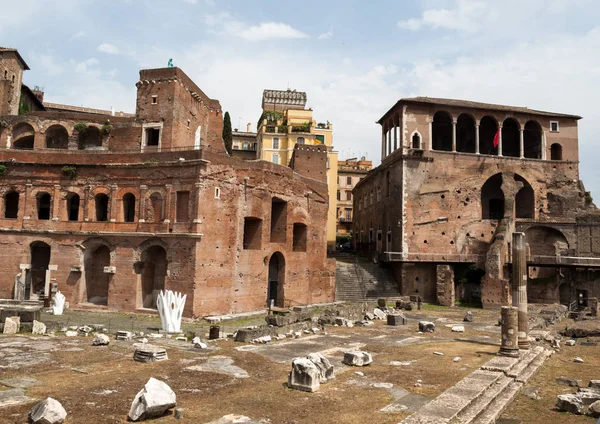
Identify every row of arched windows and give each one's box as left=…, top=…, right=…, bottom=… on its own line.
left=5, top=122, right=102, bottom=150
left=2, top=191, right=164, bottom=222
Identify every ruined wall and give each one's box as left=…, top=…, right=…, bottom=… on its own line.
left=0, top=51, right=24, bottom=116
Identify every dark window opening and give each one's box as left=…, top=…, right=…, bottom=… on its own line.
left=123, top=193, right=136, bottom=222
left=152, top=96, right=158, bottom=104
left=346, top=176, right=352, bottom=185
left=412, top=133, right=421, bottom=149
left=4, top=191, right=19, bottom=218
left=432, top=111, right=453, bottom=151
left=95, top=193, right=109, bottom=222
left=502, top=118, right=520, bottom=158
left=550, top=143, right=563, bottom=160
left=28, top=242, right=50, bottom=300
left=67, top=193, right=80, bottom=221
left=80, top=126, right=102, bottom=150
left=479, top=116, right=498, bottom=155
left=243, top=217, right=262, bottom=250
left=37, top=192, right=51, bottom=220
left=45, top=125, right=69, bottom=149
left=514, top=174, right=534, bottom=219
left=524, top=120, right=542, bottom=159
left=141, top=245, right=167, bottom=309
left=292, top=223, right=307, bottom=252
left=145, top=128, right=160, bottom=146
left=482, top=173, right=505, bottom=220
left=85, top=245, right=110, bottom=305
left=270, top=197, right=287, bottom=243
left=456, top=114, right=476, bottom=153
left=551, top=121, right=559, bottom=132
left=176, top=191, right=190, bottom=222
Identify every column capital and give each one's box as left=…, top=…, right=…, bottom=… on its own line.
left=165, top=184, right=173, bottom=189
left=139, top=185, right=148, bottom=190
left=25, top=183, right=33, bottom=188
left=54, top=184, right=61, bottom=189
left=109, top=184, right=118, bottom=190
left=84, top=185, right=92, bottom=191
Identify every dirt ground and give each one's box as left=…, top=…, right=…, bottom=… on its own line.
left=0, top=306, right=598, bottom=423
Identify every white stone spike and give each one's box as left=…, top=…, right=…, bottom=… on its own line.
left=52, top=291, right=66, bottom=316
left=156, top=290, right=186, bottom=333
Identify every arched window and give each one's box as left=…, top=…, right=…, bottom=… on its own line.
left=479, top=116, right=498, bottom=155
left=79, top=126, right=102, bottom=150
left=515, top=174, right=534, bottom=219
left=550, top=143, right=563, bottom=160
left=432, top=111, right=452, bottom=151
left=502, top=118, right=520, bottom=157
left=12, top=122, right=35, bottom=150
left=297, top=137, right=305, bottom=145
left=45, top=125, right=69, bottom=149
left=412, top=133, right=421, bottom=149
left=67, top=193, right=80, bottom=221
left=122, top=193, right=136, bottom=222
left=456, top=114, right=476, bottom=153
left=524, top=120, right=542, bottom=159
left=4, top=191, right=19, bottom=218
left=95, top=193, right=109, bottom=221
left=481, top=174, right=504, bottom=219
left=37, top=192, right=51, bottom=220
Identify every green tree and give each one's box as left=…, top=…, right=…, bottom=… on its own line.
left=222, top=111, right=233, bottom=155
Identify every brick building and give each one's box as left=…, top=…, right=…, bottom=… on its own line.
left=0, top=48, right=335, bottom=317
left=354, top=97, right=600, bottom=309
left=336, top=157, right=372, bottom=238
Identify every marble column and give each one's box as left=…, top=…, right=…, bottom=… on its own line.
left=452, top=121, right=457, bottom=152
left=512, top=232, right=529, bottom=349
left=519, top=128, right=524, bottom=159
left=498, top=125, right=503, bottom=157
left=499, top=305, right=519, bottom=357
left=475, top=124, right=480, bottom=154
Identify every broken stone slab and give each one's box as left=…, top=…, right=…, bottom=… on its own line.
left=453, top=357, right=462, bottom=362
left=92, top=333, right=110, bottom=346
left=128, top=377, right=176, bottom=421
left=556, top=377, right=581, bottom=387
left=463, top=311, right=473, bottom=322
left=64, top=330, right=78, bottom=337
left=556, top=394, right=583, bottom=415
left=372, top=382, right=394, bottom=389
left=589, top=381, right=600, bottom=390
left=78, top=325, right=93, bottom=334
left=523, top=386, right=541, bottom=401
left=574, top=357, right=584, bottom=363
left=116, top=331, right=133, bottom=341
left=589, top=400, right=600, bottom=418
left=288, top=357, right=321, bottom=392
left=565, top=339, right=576, bottom=346
left=3, top=316, right=20, bottom=334
left=365, top=312, right=375, bottom=320
left=252, top=335, right=271, bottom=344
left=134, top=345, right=168, bottom=363
left=343, top=350, right=373, bottom=367
left=356, top=320, right=374, bottom=326
left=306, top=353, right=335, bottom=383
left=32, top=320, right=46, bottom=335
left=387, top=314, right=407, bottom=326
left=28, top=397, right=67, bottom=424
left=418, top=321, right=435, bottom=333
left=373, top=308, right=387, bottom=320
left=451, top=325, right=465, bottom=332
left=205, top=414, right=263, bottom=424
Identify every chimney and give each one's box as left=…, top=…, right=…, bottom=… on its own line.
left=32, top=88, right=44, bottom=103
left=246, top=122, right=251, bottom=132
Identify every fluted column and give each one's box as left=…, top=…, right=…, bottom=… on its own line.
left=512, top=232, right=529, bottom=350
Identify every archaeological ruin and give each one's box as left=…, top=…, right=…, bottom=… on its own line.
left=0, top=47, right=335, bottom=317
left=353, top=96, right=600, bottom=309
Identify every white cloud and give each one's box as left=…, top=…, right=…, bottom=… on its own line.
left=74, top=58, right=99, bottom=74
left=318, top=27, right=333, bottom=40
left=38, top=55, right=64, bottom=76
left=70, top=30, right=86, bottom=40
left=204, top=13, right=307, bottom=41
left=97, top=43, right=120, bottom=54
left=398, top=0, right=486, bottom=33
left=183, top=0, right=196, bottom=3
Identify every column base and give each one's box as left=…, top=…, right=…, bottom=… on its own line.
left=498, top=348, right=520, bottom=358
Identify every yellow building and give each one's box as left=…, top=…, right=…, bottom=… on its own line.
left=257, top=89, right=338, bottom=251
left=336, top=157, right=372, bottom=240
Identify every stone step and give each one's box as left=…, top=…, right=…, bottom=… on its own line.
left=515, top=349, right=553, bottom=384
left=454, top=374, right=513, bottom=424
left=476, top=381, right=523, bottom=424
left=506, top=346, right=544, bottom=379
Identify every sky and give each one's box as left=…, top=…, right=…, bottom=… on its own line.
left=2, top=0, right=600, bottom=196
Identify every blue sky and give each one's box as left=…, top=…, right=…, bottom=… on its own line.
left=3, top=0, right=600, bottom=197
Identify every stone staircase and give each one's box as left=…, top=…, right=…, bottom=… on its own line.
left=335, top=254, right=400, bottom=301
left=400, top=346, right=553, bottom=424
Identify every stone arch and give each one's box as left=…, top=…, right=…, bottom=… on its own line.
left=550, top=143, right=563, bottom=160
left=524, top=120, right=542, bottom=159
left=432, top=111, right=452, bottom=151
left=481, top=173, right=504, bottom=219
left=45, top=124, right=69, bottom=149
left=456, top=113, right=476, bottom=153
left=479, top=115, right=498, bottom=155
left=12, top=122, right=35, bottom=149
left=514, top=174, right=534, bottom=219
left=267, top=251, right=285, bottom=307
left=94, top=193, right=109, bottom=221
left=502, top=118, right=520, bottom=158
left=66, top=192, right=81, bottom=221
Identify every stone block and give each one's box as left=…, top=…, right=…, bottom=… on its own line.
left=373, top=308, right=387, bottom=320
left=306, top=353, right=335, bottom=383
left=134, top=345, right=168, bottom=363
left=92, top=334, right=110, bottom=346
left=32, top=320, right=46, bottom=335
left=128, top=378, right=176, bottom=421
left=29, top=397, right=67, bottom=424
left=343, top=350, right=372, bottom=367
left=463, top=311, right=473, bottom=322
left=556, top=377, right=581, bottom=387
left=288, top=358, right=320, bottom=392
left=3, top=316, right=20, bottom=334
left=436, top=264, right=455, bottom=307
left=418, top=321, right=435, bottom=333
left=387, top=314, right=407, bottom=326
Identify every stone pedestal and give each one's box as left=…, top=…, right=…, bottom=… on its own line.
left=387, top=314, right=407, bottom=326
left=499, top=306, right=519, bottom=357
left=436, top=264, right=455, bottom=307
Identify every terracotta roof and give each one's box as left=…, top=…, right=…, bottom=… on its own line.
left=0, top=47, right=30, bottom=70
left=378, top=96, right=582, bottom=123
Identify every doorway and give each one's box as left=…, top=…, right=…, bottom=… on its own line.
left=28, top=242, right=51, bottom=300
left=267, top=252, right=285, bottom=307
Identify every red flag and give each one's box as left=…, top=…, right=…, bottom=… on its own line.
left=493, top=129, right=500, bottom=148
